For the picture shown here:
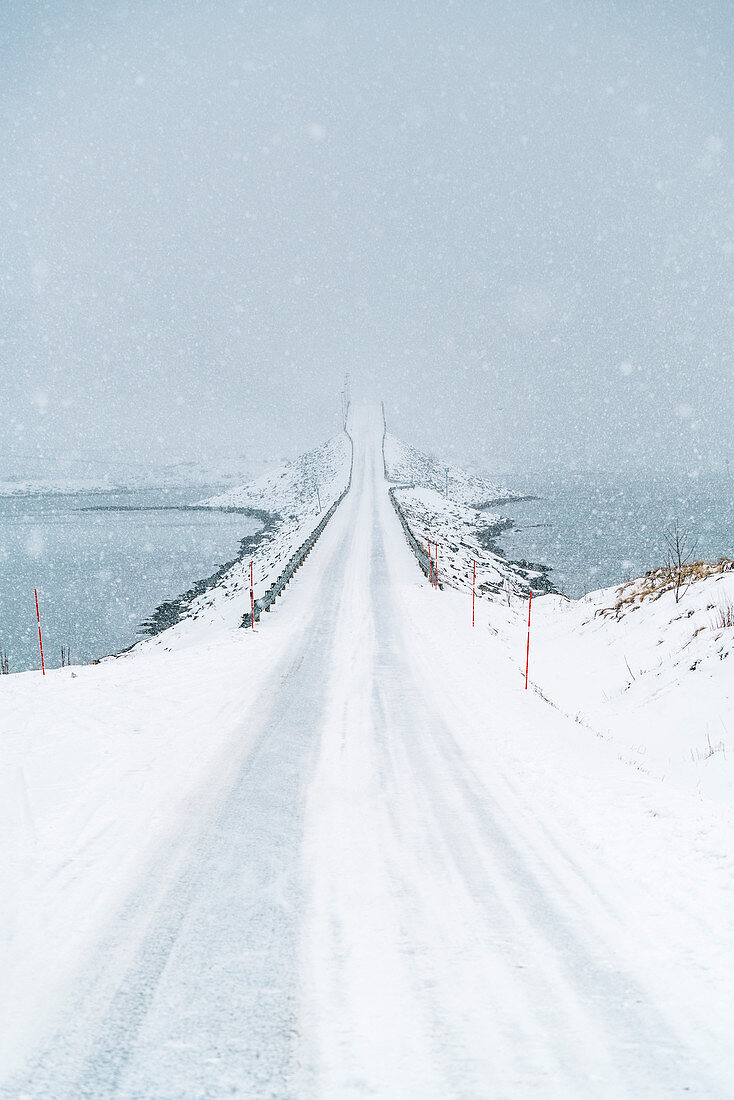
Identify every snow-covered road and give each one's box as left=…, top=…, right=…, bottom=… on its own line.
left=5, top=406, right=733, bottom=1097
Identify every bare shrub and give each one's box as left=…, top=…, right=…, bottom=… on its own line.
left=599, top=557, right=734, bottom=620
left=664, top=521, right=698, bottom=603
left=504, top=576, right=513, bottom=607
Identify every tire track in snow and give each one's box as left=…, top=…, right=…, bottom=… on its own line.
left=5, top=473, right=357, bottom=1099
left=297, top=415, right=719, bottom=1097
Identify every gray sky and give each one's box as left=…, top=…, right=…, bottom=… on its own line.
left=2, top=1, right=732, bottom=480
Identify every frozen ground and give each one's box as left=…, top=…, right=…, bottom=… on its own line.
left=1, top=406, right=733, bottom=1096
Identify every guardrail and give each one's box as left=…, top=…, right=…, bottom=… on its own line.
left=383, top=405, right=433, bottom=583
left=388, top=484, right=433, bottom=581
left=242, top=427, right=354, bottom=627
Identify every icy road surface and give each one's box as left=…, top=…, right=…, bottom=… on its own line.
left=6, top=406, right=733, bottom=1097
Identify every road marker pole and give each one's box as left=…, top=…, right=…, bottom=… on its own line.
left=525, top=590, right=532, bottom=690
left=428, top=539, right=433, bottom=586
left=472, top=559, right=475, bottom=626
left=435, top=543, right=438, bottom=588
left=250, top=561, right=254, bottom=629
left=34, top=589, right=45, bottom=676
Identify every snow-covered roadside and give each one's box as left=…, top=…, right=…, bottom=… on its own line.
left=0, top=430, right=353, bottom=1078
left=141, top=431, right=352, bottom=638
left=203, top=434, right=350, bottom=517
left=383, top=429, right=522, bottom=508
left=392, top=484, right=551, bottom=597
left=383, top=426, right=733, bottom=807
left=384, top=430, right=551, bottom=597
left=0, top=634, right=268, bottom=1074
left=490, top=566, right=734, bottom=806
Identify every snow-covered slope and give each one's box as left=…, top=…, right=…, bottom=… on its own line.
left=202, top=435, right=351, bottom=519
left=386, top=421, right=733, bottom=804
left=384, top=429, right=551, bottom=598
left=391, top=484, right=552, bottom=598
left=141, top=432, right=352, bottom=638
left=497, top=561, right=734, bottom=804
left=384, top=429, right=522, bottom=507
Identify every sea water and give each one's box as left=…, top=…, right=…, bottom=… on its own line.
left=0, top=488, right=262, bottom=674
left=496, top=471, right=734, bottom=599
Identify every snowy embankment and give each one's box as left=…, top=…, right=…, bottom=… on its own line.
left=384, top=430, right=551, bottom=597
left=0, top=429, right=352, bottom=1077
left=387, top=425, right=733, bottom=805
left=143, top=432, right=352, bottom=637
left=386, top=429, right=733, bottom=807
left=512, top=561, right=734, bottom=805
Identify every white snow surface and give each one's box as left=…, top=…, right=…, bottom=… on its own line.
left=1, top=405, right=733, bottom=1097
left=383, top=428, right=522, bottom=507
left=138, top=431, right=353, bottom=637
left=384, top=427, right=545, bottom=596
left=201, top=433, right=352, bottom=518
left=393, top=483, right=547, bottom=598
left=516, top=571, right=734, bottom=806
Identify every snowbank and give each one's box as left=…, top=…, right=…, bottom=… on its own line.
left=392, top=484, right=550, bottom=598
left=203, top=434, right=351, bottom=518
left=0, top=631, right=277, bottom=1073
left=383, top=430, right=550, bottom=598
left=141, top=432, right=353, bottom=639
left=497, top=564, right=734, bottom=804
left=383, top=430, right=521, bottom=508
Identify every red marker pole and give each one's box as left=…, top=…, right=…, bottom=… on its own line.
left=250, top=560, right=254, bottom=629
left=472, top=559, right=476, bottom=626
left=525, top=590, right=532, bottom=690
left=34, top=588, right=45, bottom=676
left=435, top=543, right=438, bottom=588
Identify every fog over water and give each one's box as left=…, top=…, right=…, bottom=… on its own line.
left=2, top=2, right=732, bottom=481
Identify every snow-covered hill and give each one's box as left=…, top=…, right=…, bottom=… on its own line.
left=384, top=429, right=552, bottom=598
left=140, top=432, right=352, bottom=638
left=202, top=434, right=352, bottom=519
left=499, top=559, right=734, bottom=804
left=383, top=430, right=523, bottom=508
